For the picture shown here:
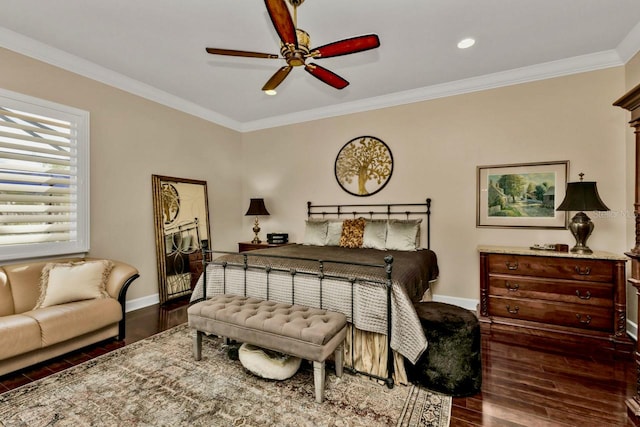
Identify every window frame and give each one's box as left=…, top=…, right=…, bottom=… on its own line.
left=0, top=88, right=90, bottom=262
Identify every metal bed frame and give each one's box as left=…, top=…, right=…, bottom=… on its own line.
left=198, top=199, right=432, bottom=388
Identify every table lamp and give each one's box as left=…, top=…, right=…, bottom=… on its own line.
left=245, top=198, right=270, bottom=244
left=556, top=173, right=609, bottom=254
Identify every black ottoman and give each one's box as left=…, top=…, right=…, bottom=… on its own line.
left=405, top=302, right=482, bottom=396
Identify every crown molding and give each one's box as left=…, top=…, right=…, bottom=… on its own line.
left=241, top=49, right=624, bottom=132
left=617, top=21, right=640, bottom=63
left=1, top=26, right=634, bottom=134
left=0, top=27, right=243, bottom=132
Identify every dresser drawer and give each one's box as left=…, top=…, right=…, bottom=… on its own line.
left=487, top=254, right=613, bottom=282
left=487, top=296, right=612, bottom=331
left=488, top=276, right=613, bottom=307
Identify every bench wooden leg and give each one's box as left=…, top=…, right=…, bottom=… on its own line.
left=193, top=330, right=203, bottom=361
left=313, top=361, right=325, bottom=403
left=334, top=343, right=343, bottom=377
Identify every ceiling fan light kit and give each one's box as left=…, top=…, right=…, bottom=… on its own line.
left=205, top=0, right=380, bottom=93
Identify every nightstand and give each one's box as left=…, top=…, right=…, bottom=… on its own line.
left=238, top=241, right=294, bottom=252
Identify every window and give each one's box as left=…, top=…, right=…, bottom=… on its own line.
left=0, top=88, right=89, bottom=261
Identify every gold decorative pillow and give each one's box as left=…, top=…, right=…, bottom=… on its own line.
left=339, top=218, right=366, bottom=248
left=34, top=260, right=114, bottom=309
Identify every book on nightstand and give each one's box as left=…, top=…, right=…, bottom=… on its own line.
left=267, top=233, right=288, bottom=244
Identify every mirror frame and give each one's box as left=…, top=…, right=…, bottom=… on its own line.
left=151, top=175, right=211, bottom=304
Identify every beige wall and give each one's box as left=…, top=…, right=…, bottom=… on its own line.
left=242, top=67, right=630, bottom=307
left=0, top=48, right=243, bottom=303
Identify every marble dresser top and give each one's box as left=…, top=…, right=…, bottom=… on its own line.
left=477, top=245, right=628, bottom=261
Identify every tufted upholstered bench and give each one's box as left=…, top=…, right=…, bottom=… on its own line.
left=187, top=294, right=348, bottom=403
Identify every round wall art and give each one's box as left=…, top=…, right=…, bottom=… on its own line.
left=334, top=136, right=393, bottom=197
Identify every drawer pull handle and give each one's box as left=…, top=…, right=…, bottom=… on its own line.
left=576, top=314, right=592, bottom=325
left=574, top=266, right=591, bottom=275
left=506, top=305, right=519, bottom=315
left=505, top=282, right=520, bottom=291
left=575, top=290, right=591, bottom=300
left=505, top=262, right=519, bottom=270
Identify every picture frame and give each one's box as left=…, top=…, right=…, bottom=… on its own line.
left=476, top=160, right=569, bottom=229
left=334, top=136, right=393, bottom=197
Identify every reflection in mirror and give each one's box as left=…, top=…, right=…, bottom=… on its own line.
left=152, top=175, right=211, bottom=304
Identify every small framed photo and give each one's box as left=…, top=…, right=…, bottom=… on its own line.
left=477, top=160, right=569, bottom=229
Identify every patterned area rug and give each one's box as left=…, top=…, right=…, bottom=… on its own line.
left=0, top=325, right=451, bottom=426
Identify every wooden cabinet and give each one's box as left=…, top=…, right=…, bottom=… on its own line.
left=479, top=245, right=633, bottom=356
left=238, top=241, right=294, bottom=252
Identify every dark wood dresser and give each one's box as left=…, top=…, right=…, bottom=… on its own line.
left=479, top=245, right=633, bottom=356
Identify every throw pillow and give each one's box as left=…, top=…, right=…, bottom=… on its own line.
left=324, top=220, right=344, bottom=246
left=303, top=220, right=328, bottom=246
left=34, top=260, right=114, bottom=309
left=339, top=218, right=366, bottom=248
left=362, top=220, right=387, bottom=250
left=386, top=220, right=421, bottom=251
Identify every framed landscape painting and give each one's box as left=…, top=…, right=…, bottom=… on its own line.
left=477, top=160, right=569, bottom=229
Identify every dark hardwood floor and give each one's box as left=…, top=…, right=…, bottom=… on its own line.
left=0, top=298, right=636, bottom=426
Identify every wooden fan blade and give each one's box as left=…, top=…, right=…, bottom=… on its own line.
left=262, top=66, right=293, bottom=91
left=304, top=63, right=349, bottom=89
left=264, top=0, right=297, bottom=48
left=206, top=48, right=279, bottom=59
left=310, top=34, right=380, bottom=59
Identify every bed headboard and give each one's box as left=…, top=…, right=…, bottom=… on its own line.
left=306, top=199, right=432, bottom=249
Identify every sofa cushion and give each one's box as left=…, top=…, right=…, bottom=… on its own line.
left=4, top=257, right=85, bottom=314
left=0, top=314, right=42, bottom=360
left=34, top=260, right=114, bottom=309
left=4, top=261, right=54, bottom=314
left=23, top=298, right=122, bottom=347
left=0, top=270, right=15, bottom=317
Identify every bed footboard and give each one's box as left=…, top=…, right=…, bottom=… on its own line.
left=195, top=249, right=397, bottom=388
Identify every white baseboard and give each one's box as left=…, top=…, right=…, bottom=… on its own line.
left=431, top=294, right=479, bottom=312
left=125, top=293, right=160, bottom=312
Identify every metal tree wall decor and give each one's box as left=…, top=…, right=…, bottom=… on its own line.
left=335, top=136, right=393, bottom=196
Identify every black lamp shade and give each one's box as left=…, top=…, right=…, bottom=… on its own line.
left=556, top=182, right=609, bottom=212
left=245, top=198, right=270, bottom=216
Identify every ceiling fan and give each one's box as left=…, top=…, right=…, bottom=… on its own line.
left=205, top=0, right=380, bottom=92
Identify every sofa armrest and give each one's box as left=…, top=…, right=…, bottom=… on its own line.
left=105, top=260, right=139, bottom=299
left=103, top=260, right=140, bottom=340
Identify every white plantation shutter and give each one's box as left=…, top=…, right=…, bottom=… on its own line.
left=0, top=89, right=89, bottom=261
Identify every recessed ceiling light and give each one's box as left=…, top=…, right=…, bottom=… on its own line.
left=457, top=38, right=476, bottom=49
left=264, top=89, right=277, bottom=96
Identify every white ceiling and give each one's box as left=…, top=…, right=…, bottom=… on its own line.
left=1, top=0, right=640, bottom=132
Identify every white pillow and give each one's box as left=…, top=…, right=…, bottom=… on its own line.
left=34, top=260, right=114, bottom=309
left=325, top=221, right=344, bottom=246
left=386, top=220, right=421, bottom=251
left=362, top=220, right=387, bottom=250
left=303, top=220, right=328, bottom=246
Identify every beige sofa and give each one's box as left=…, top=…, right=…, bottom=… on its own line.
left=0, top=257, right=139, bottom=376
